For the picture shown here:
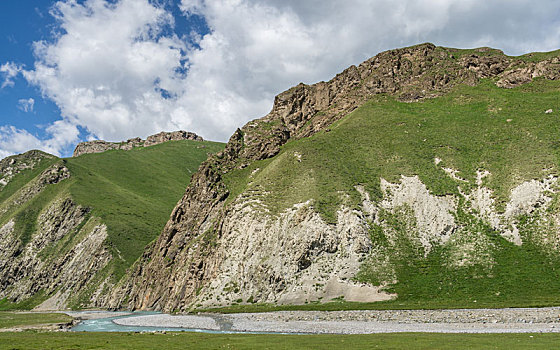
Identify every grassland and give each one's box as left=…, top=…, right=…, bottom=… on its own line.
left=221, top=77, right=560, bottom=310
left=0, top=331, right=558, bottom=350
left=225, top=78, right=560, bottom=220
left=0, top=312, right=71, bottom=329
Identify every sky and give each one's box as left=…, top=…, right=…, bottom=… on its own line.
left=1, top=0, right=560, bottom=158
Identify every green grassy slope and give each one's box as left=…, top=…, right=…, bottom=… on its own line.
left=222, top=77, right=560, bottom=309
left=226, top=78, right=560, bottom=220
left=65, top=140, right=224, bottom=277
left=0, top=139, right=224, bottom=309
left=0, top=152, right=58, bottom=204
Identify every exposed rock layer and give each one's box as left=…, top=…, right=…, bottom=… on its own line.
left=72, top=131, right=203, bottom=157
left=0, top=159, right=112, bottom=309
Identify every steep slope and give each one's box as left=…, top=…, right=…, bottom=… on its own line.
left=108, top=43, right=560, bottom=312
left=0, top=138, right=224, bottom=310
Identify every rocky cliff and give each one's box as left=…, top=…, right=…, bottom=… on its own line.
left=105, top=43, right=560, bottom=311
left=72, top=131, right=203, bottom=157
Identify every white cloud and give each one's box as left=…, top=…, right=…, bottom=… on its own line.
left=0, top=121, right=78, bottom=159
left=0, top=62, right=22, bottom=88
left=17, top=98, right=35, bottom=113
left=23, top=0, right=187, bottom=142
left=2, top=0, right=560, bottom=159
left=0, top=126, right=48, bottom=159
left=171, top=0, right=560, bottom=143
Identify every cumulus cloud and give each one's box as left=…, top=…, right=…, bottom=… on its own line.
left=3, top=0, right=560, bottom=159
left=17, top=98, right=35, bottom=113
left=0, top=121, right=79, bottom=159
left=23, top=0, right=187, bottom=142
left=0, top=62, right=22, bottom=88
left=173, top=0, right=560, bottom=141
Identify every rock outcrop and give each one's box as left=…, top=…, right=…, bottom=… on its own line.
left=104, top=44, right=560, bottom=311
left=72, top=130, right=203, bottom=157
left=0, top=150, right=55, bottom=189
left=0, top=197, right=111, bottom=309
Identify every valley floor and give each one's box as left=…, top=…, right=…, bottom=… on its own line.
left=3, top=310, right=560, bottom=349
left=113, top=307, right=560, bottom=334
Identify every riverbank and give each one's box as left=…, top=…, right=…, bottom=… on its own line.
left=0, top=312, right=73, bottom=332
left=114, top=307, right=560, bottom=334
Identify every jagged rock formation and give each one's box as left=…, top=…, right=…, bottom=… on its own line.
left=72, top=131, right=203, bottom=157
left=0, top=201, right=111, bottom=310
left=105, top=43, right=560, bottom=311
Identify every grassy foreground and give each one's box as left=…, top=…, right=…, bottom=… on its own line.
left=0, top=332, right=558, bottom=350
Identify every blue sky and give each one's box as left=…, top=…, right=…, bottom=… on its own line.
left=1, top=0, right=560, bottom=158
left=0, top=0, right=210, bottom=157
left=0, top=1, right=59, bottom=142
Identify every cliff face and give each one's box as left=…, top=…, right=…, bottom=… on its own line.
left=72, top=131, right=203, bottom=157
left=107, top=44, right=560, bottom=311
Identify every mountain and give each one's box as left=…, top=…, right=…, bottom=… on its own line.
left=3, top=43, right=560, bottom=313
left=0, top=133, right=224, bottom=310
left=102, top=43, right=560, bottom=312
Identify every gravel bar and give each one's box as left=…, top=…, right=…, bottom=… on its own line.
left=113, top=314, right=220, bottom=331
left=113, top=307, right=560, bottom=334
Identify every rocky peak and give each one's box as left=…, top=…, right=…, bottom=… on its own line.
left=72, top=130, right=203, bottom=157
left=214, top=43, right=560, bottom=170
left=0, top=150, right=54, bottom=189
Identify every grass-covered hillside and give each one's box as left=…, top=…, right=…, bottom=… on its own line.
left=222, top=76, right=560, bottom=310
left=65, top=140, right=224, bottom=276
left=0, top=139, right=223, bottom=309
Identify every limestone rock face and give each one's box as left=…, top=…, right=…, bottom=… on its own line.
left=496, top=57, right=560, bottom=88
left=72, top=130, right=203, bottom=157
left=105, top=44, right=560, bottom=311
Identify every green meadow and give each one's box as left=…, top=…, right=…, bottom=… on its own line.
left=0, top=331, right=558, bottom=350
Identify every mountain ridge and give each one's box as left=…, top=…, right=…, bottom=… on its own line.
left=0, top=138, right=224, bottom=310
left=3, top=43, right=560, bottom=312
left=72, top=130, right=204, bottom=157
left=103, top=43, right=560, bottom=311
